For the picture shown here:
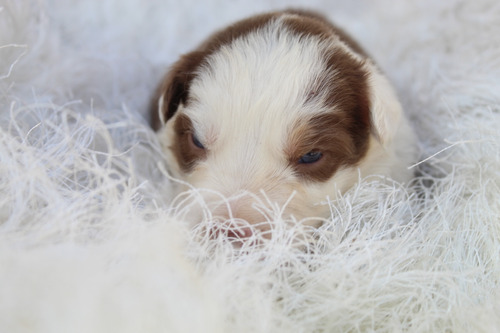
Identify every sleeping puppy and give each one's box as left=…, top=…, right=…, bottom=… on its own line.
left=150, top=10, right=416, bottom=239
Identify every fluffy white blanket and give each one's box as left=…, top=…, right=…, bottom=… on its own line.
left=1, top=0, right=499, bottom=332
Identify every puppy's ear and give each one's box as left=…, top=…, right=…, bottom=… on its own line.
left=150, top=52, right=205, bottom=131
left=368, top=69, right=404, bottom=145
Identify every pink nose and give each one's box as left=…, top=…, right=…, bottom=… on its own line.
left=210, top=201, right=271, bottom=243
left=212, top=223, right=253, bottom=240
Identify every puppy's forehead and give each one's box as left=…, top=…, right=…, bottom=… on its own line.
left=187, top=24, right=326, bottom=132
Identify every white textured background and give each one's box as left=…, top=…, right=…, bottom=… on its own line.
left=1, top=0, right=499, bottom=332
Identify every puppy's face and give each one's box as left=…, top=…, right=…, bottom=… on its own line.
left=152, top=11, right=413, bottom=233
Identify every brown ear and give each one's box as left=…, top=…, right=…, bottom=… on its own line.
left=150, top=52, right=206, bottom=131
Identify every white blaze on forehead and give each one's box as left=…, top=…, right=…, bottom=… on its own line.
left=183, top=20, right=330, bottom=177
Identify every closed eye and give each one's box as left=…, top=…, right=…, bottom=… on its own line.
left=298, top=151, right=323, bottom=164
left=191, top=133, right=205, bottom=149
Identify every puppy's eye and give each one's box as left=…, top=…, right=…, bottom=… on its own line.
left=298, top=151, right=322, bottom=164
left=191, top=133, right=205, bottom=149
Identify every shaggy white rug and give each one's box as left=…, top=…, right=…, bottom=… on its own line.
left=1, top=0, right=500, bottom=332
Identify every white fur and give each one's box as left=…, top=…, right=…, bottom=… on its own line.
left=158, top=16, right=416, bottom=225
left=1, top=1, right=500, bottom=332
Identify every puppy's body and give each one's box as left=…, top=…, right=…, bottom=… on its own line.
left=151, top=10, right=416, bottom=231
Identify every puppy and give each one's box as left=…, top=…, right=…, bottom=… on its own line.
left=151, top=10, right=416, bottom=239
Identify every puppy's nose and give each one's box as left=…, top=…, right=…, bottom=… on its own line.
left=212, top=223, right=253, bottom=241
left=210, top=198, right=272, bottom=241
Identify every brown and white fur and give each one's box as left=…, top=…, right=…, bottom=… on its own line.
left=150, top=10, right=416, bottom=237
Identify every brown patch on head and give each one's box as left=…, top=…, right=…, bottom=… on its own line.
left=287, top=113, right=369, bottom=182
left=196, top=13, right=277, bottom=54
left=282, top=9, right=369, bottom=58
left=171, top=114, right=207, bottom=172
left=286, top=46, right=371, bottom=182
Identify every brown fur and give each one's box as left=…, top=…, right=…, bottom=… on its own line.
left=171, top=114, right=207, bottom=172
left=282, top=9, right=369, bottom=57
left=287, top=112, right=369, bottom=182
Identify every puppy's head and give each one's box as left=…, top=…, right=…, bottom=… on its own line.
left=152, top=11, right=414, bottom=235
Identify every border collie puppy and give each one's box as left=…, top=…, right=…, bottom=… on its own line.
left=150, top=10, right=416, bottom=238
